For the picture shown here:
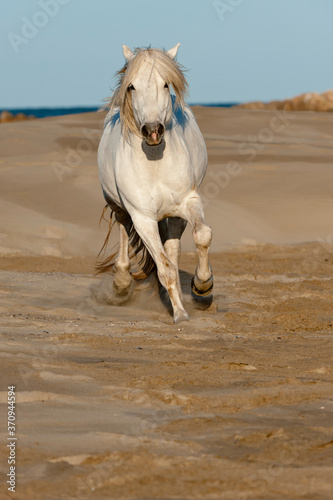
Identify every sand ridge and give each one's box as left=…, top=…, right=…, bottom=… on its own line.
left=1, top=107, right=333, bottom=260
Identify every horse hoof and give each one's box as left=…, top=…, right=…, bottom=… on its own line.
left=191, top=274, right=213, bottom=297
left=113, top=269, right=134, bottom=298
left=173, top=310, right=190, bottom=324
left=113, top=279, right=133, bottom=297
left=95, top=273, right=135, bottom=306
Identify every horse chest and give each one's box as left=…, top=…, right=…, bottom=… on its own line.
left=130, top=167, right=191, bottom=217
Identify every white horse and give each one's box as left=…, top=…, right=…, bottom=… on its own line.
left=97, top=43, right=213, bottom=323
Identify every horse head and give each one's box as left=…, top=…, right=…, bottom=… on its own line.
left=109, top=44, right=187, bottom=145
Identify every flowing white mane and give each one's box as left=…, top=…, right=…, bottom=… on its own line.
left=107, top=48, right=188, bottom=137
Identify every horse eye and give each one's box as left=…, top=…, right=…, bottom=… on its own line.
left=128, top=84, right=135, bottom=91
left=164, top=83, right=169, bottom=89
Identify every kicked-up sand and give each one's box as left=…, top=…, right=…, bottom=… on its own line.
left=0, top=107, right=333, bottom=499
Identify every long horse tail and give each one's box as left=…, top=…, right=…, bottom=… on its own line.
left=96, top=206, right=167, bottom=282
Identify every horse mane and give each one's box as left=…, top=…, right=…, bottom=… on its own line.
left=106, top=47, right=188, bottom=139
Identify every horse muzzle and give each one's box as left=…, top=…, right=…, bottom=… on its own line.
left=141, top=122, right=165, bottom=146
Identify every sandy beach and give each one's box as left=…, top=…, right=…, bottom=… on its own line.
left=0, top=107, right=333, bottom=499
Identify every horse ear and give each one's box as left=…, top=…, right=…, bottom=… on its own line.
left=167, top=43, right=181, bottom=59
left=122, top=45, right=134, bottom=61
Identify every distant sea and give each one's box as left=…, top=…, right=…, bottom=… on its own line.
left=2, top=103, right=238, bottom=119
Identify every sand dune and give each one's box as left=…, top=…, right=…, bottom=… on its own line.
left=1, top=107, right=333, bottom=260
left=236, top=89, right=333, bottom=112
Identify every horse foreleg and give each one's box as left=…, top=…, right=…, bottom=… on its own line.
left=183, top=196, right=213, bottom=298
left=162, top=217, right=187, bottom=300
left=132, top=214, right=189, bottom=323
left=113, top=222, right=133, bottom=298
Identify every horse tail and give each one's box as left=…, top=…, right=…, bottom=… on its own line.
left=95, top=206, right=118, bottom=275
left=96, top=206, right=168, bottom=282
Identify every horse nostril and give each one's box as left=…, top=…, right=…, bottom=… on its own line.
left=141, top=124, right=149, bottom=138
left=157, top=123, right=165, bottom=136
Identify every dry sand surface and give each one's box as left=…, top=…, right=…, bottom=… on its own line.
left=0, top=107, right=333, bottom=499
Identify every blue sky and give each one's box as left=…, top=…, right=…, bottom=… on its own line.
left=1, top=0, right=332, bottom=108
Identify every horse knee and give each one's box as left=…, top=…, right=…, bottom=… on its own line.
left=193, top=223, right=212, bottom=249
left=114, top=260, right=130, bottom=274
